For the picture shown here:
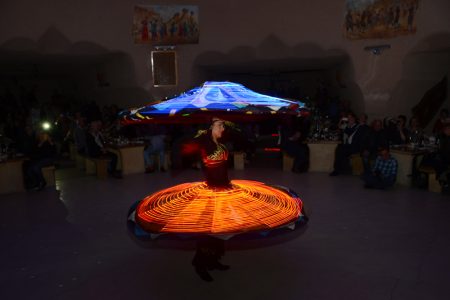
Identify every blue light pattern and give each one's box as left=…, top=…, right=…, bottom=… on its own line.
left=120, top=81, right=305, bottom=122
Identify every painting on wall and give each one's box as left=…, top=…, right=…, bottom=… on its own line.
left=344, top=0, right=419, bottom=40
left=151, top=50, right=178, bottom=87
left=132, top=5, right=199, bottom=45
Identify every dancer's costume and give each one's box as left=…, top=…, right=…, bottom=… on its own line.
left=128, top=129, right=307, bottom=240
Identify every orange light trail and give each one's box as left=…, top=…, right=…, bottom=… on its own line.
left=136, top=180, right=302, bottom=234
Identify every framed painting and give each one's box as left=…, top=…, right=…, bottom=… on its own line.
left=344, top=0, right=419, bottom=40
left=151, top=50, right=178, bottom=87
left=133, top=5, right=199, bottom=45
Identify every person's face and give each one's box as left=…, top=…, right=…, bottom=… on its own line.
left=211, top=121, right=225, bottom=140
left=380, top=149, right=389, bottom=159
left=348, top=114, right=356, bottom=125
left=373, top=120, right=382, bottom=131
left=360, top=115, right=367, bottom=124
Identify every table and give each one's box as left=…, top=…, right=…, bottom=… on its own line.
left=307, top=140, right=340, bottom=172
left=390, top=146, right=429, bottom=186
left=0, top=158, right=26, bottom=194
left=106, top=143, right=145, bottom=175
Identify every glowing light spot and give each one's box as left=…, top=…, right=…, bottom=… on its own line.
left=41, top=122, right=51, bottom=130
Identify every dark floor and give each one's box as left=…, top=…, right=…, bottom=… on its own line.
left=1, top=156, right=449, bottom=300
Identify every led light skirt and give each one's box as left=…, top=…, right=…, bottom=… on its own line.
left=136, top=180, right=303, bottom=235
left=120, top=81, right=306, bottom=124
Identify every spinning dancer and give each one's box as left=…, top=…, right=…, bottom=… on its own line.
left=128, top=118, right=307, bottom=281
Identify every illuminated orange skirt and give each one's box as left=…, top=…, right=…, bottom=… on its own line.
left=134, top=179, right=304, bottom=236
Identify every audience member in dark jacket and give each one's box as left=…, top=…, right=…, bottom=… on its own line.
left=85, top=120, right=121, bottom=178
left=437, top=124, right=450, bottom=185
left=280, top=115, right=310, bottom=173
left=24, top=131, right=57, bottom=191
left=73, top=116, right=88, bottom=154
left=421, top=123, right=450, bottom=187
left=330, top=112, right=365, bottom=176
left=357, top=113, right=371, bottom=142
left=387, top=115, right=409, bottom=145
left=361, top=119, right=389, bottom=172
left=16, top=125, right=36, bottom=156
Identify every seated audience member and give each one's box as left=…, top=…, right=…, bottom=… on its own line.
left=361, top=119, right=389, bottom=172
left=432, top=108, right=449, bottom=135
left=240, top=123, right=259, bottom=163
left=144, top=132, right=167, bottom=173
left=3, top=113, right=21, bottom=142
left=362, top=146, right=398, bottom=189
left=330, top=112, right=365, bottom=176
left=280, top=115, right=310, bottom=173
left=387, top=115, right=409, bottom=145
left=420, top=123, right=450, bottom=191
left=408, top=116, right=423, bottom=145
left=358, top=113, right=370, bottom=136
left=437, top=123, right=450, bottom=190
left=73, top=116, right=88, bottom=154
left=16, top=125, right=36, bottom=156
left=85, top=120, right=121, bottom=178
left=24, top=131, right=57, bottom=191
left=54, top=113, right=72, bottom=157
left=83, top=100, right=102, bottom=123
left=222, top=122, right=255, bottom=166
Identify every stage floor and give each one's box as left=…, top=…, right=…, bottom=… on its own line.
left=1, top=166, right=449, bottom=300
